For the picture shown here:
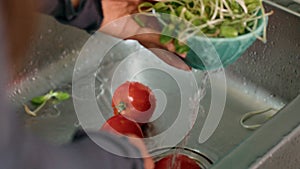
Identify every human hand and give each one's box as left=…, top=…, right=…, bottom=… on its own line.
left=99, top=0, right=191, bottom=71
left=127, top=134, right=154, bottom=169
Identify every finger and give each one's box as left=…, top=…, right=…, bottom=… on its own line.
left=143, top=156, right=155, bottom=169
left=128, top=26, right=187, bottom=59
left=126, top=28, right=191, bottom=71
left=126, top=135, right=155, bottom=169
left=127, top=135, right=149, bottom=157
left=100, top=15, right=143, bottom=38
left=149, top=48, right=191, bottom=71
left=128, top=32, right=166, bottom=49
left=100, top=1, right=143, bottom=27
left=128, top=32, right=190, bottom=69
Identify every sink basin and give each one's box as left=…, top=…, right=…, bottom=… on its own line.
left=8, top=2, right=300, bottom=169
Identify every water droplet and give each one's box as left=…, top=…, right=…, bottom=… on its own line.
left=99, top=82, right=104, bottom=88
left=75, top=68, right=81, bottom=73
left=31, top=77, right=36, bottom=81
left=48, top=29, right=52, bottom=33
left=29, top=60, right=33, bottom=66
left=103, top=78, right=109, bottom=82
left=16, top=89, right=21, bottom=94
left=98, top=88, right=105, bottom=96
left=74, top=121, right=81, bottom=128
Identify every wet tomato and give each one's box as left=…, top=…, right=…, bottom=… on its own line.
left=155, top=154, right=201, bottom=169
left=101, top=114, right=144, bottom=138
left=112, top=81, right=156, bottom=124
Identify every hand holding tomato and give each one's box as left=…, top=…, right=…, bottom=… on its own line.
left=112, top=81, right=156, bottom=124
left=100, top=115, right=154, bottom=169
left=101, top=81, right=157, bottom=169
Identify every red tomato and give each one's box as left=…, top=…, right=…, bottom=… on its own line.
left=101, top=114, right=144, bottom=138
left=112, top=81, right=156, bottom=124
left=155, top=154, right=201, bottom=169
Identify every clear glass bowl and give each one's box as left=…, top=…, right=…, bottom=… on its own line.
left=151, top=147, right=213, bottom=169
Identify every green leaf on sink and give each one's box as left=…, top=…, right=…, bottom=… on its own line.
left=53, top=92, right=70, bottom=101
left=25, top=90, right=70, bottom=117
left=31, top=96, right=46, bottom=105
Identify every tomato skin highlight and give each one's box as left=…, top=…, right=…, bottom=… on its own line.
left=155, top=154, right=201, bottom=169
left=100, top=114, right=144, bottom=138
left=112, top=81, right=156, bottom=124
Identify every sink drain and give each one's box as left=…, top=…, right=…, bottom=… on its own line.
left=150, top=147, right=213, bottom=169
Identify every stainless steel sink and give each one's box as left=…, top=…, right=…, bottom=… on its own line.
left=8, top=2, right=300, bottom=169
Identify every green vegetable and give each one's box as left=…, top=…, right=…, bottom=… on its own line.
left=160, top=24, right=176, bottom=44
left=24, top=90, right=70, bottom=116
left=154, top=2, right=168, bottom=12
left=138, top=0, right=273, bottom=53
left=31, top=96, right=46, bottom=105
left=220, top=25, right=238, bottom=37
left=52, top=91, right=70, bottom=101
left=174, top=39, right=190, bottom=54
left=138, top=2, right=153, bottom=12
left=160, top=35, right=173, bottom=44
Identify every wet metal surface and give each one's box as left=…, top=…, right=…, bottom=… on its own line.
left=8, top=3, right=300, bottom=169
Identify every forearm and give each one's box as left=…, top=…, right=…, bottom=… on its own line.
left=44, top=132, right=145, bottom=169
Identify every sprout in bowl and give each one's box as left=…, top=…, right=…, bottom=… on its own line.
left=138, top=0, right=273, bottom=70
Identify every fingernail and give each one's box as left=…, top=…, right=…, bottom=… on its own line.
left=179, top=53, right=187, bottom=58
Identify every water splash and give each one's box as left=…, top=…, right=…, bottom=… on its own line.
left=168, top=72, right=209, bottom=169
left=48, top=105, right=61, bottom=118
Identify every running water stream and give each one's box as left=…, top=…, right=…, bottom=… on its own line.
left=167, top=71, right=209, bottom=169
